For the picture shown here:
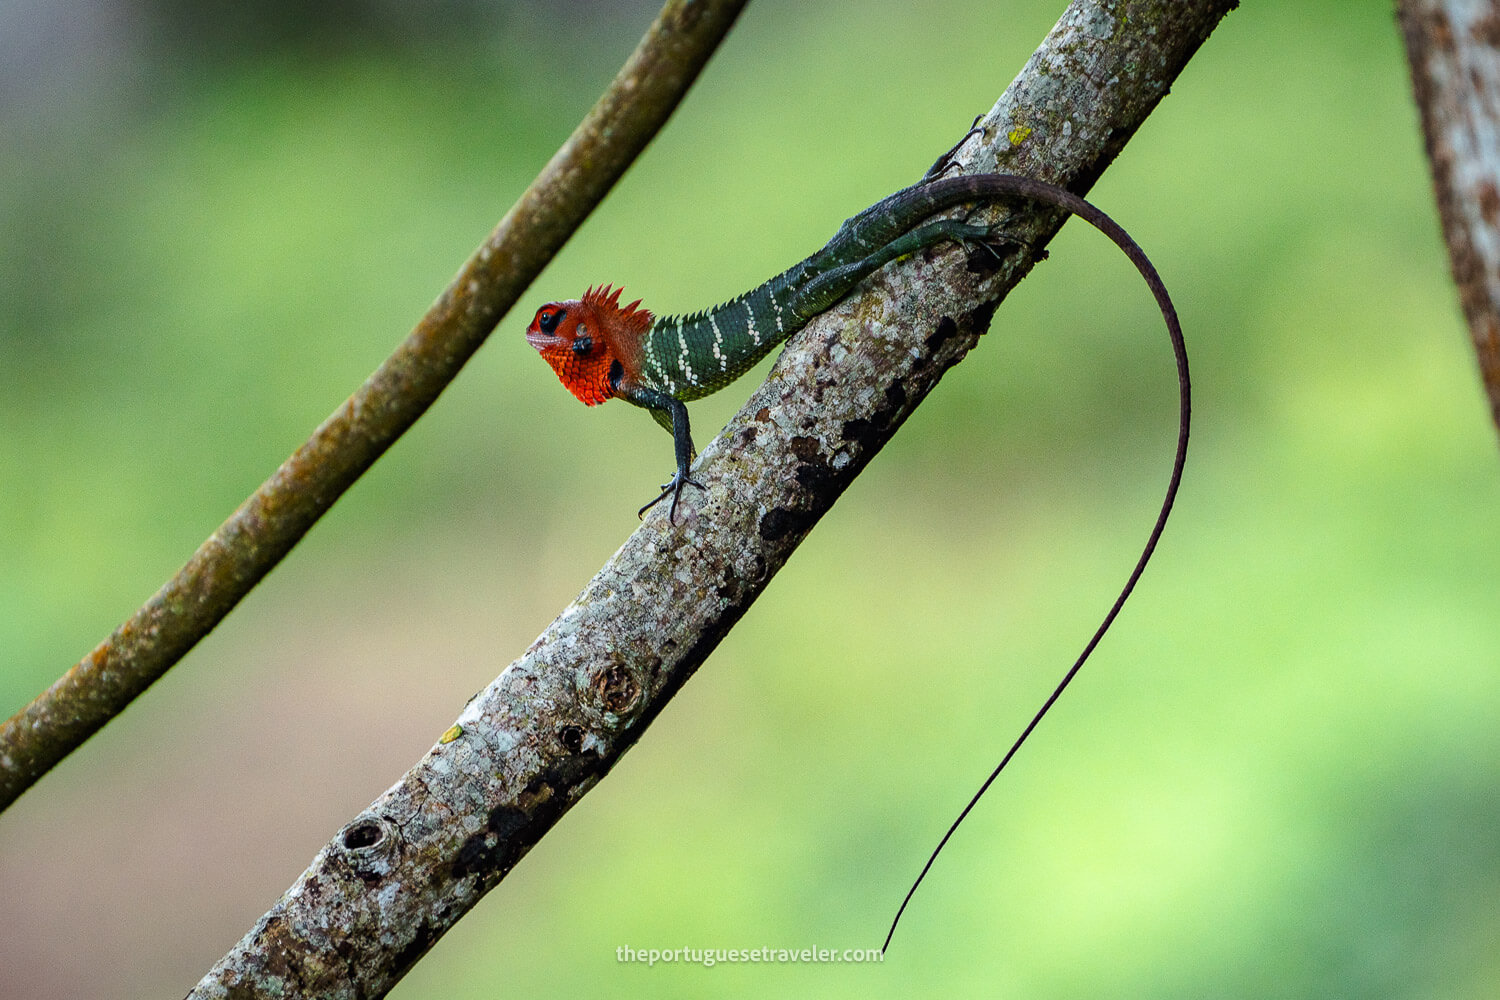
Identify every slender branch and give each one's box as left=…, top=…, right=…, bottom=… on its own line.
left=1398, top=0, right=1500, bottom=437
left=0, top=0, right=749, bottom=814
left=187, top=2, right=1234, bottom=996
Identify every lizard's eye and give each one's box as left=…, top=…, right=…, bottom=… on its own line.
left=537, top=307, right=564, bottom=335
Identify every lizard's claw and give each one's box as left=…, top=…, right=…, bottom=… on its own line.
left=954, top=224, right=1038, bottom=266
left=924, top=115, right=985, bottom=180
left=638, top=471, right=706, bottom=523
left=972, top=231, right=1032, bottom=261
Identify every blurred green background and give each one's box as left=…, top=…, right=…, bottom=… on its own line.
left=3, top=0, right=1498, bottom=996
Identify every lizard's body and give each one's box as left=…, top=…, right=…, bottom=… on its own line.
left=524, top=168, right=1189, bottom=950
left=526, top=172, right=1182, bottom=520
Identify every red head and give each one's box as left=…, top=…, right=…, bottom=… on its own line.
left=525, top=285, right=653, bottom=406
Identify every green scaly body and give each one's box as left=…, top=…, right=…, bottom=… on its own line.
left=630, top=174, right=1070, bottom=408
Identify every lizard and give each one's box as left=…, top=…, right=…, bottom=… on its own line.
left=524, top=166, right=1190, bottom=951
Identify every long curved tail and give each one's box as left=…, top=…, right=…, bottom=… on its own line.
left=881, top=173, right=1191, bottom=953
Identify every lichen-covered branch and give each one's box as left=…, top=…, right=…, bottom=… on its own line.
left=188, top=2, right=1234, bottom=996
left=1399, top=0, right=1500, bottom=437
left=0, top=0, right=749, bottom=814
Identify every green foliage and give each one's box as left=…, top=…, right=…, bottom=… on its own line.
left=2, top=0, right=1497, bottom=997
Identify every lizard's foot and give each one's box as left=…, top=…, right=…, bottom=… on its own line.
left=971, top=230, right=1033, bottom=261
left=638, top=471, right=706, bottom=523
left=950, top=224, right=1036, bottom=267
left=923, top=116, right=985, bottom=180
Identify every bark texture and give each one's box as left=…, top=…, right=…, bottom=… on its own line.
left=189, top=1, right=1235, bottom=996
left=1399, top=0, right=1500, bottom=435
left=0, top=0, right=748, bottom=814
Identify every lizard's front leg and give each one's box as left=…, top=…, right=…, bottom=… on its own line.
left=630, top=392, right=705, bottom=523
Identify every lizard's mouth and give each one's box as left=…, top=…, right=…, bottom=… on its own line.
left=525, top=330, right=563, bottom=352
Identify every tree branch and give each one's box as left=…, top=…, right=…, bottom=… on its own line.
left=0, top=0, right=749, bottom=814
left=187, top=2, right=1234, bottom=996
left=1398, top=0, right=1500, bottom=437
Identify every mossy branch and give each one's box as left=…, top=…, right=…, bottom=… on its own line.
left=0, top=0, right=750, bottom=814
left=186, top=2, right=1235, bottom=996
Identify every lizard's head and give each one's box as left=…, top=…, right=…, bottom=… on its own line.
left=525, top=285, right=652, bottom=406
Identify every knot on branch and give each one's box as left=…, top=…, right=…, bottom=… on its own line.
left=335, top=813, right=401, bottom=883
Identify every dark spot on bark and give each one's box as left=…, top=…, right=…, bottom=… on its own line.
left=926, top=316, right=959, bottom=354
left=228, top=909, right=320, bottom=996
left=759, top=505, right=818, bottom=542
left=330, top=935, right=357, bottom=962
left=965, top=243, right=1009, bottom=276
left=784, top=433, right=851, bottom=510
left=789, top=435, right=823, bottom=462
left=966, top=298, right=1000, bottom=334
left=841, top=416, right=881, bottom=457
left=1472, top=9, right=1500, bottom=45
left=558, top=724, right=585, bottom=753
left=755, top=407, right=772, bottom=422
left=835, top=371, right=918, bottom=473
left=715, top=571, right=741, bottom=604
left=794, top=460, right=840, bottom=497
left=455, top=813, right=504, bottom=877
left=392, top=920, right=439, bottom=979
left=451, top=758, right=608, bottom=882
left=343, top=821, right=383, bottom=850
left=1480, top=181, right=1500, bottom=227
left=737, top=424, right=759, bottom=447
left=594, top=663, right=640, bottom=716
left=496, top=797, right=539, bottom=838
left=1431, top=9, right=1454, bottom=49
left=920, top=300, right=1002, bottom=377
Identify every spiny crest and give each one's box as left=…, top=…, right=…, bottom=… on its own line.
left=583, top=284, right=653, bottom=338
left=671, top=291, right=745, bottom=328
